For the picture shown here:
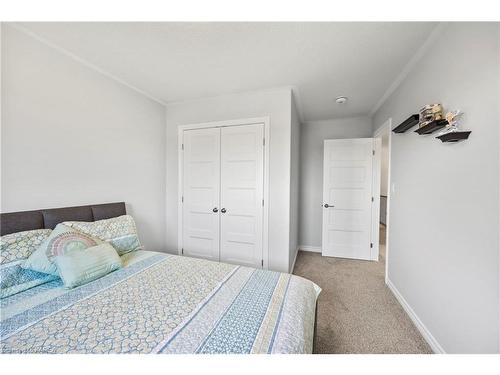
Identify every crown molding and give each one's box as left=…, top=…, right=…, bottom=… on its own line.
left=369, top=23, right=447, bottom=117
left=7, top=23, right=167, bottom=106
left=6, top=23, right=306, bottom=123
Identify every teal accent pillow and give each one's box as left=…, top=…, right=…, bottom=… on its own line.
left=55, top=243, right=122, bottom=289
left=23, top=224, right=102, bottom=276
left=63, top=215, right=143, bottom=255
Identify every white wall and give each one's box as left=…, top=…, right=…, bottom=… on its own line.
left=373, top=23, right=500, bottom=353
left=165, top=88, right=293, bottom=272
left=1, top=25, right=167, bottom=251
left=289, top=94, right=300, bottom=271
left=299, top=117, right=372, bottom=248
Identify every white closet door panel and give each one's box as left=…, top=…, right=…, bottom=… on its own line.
left=182, top=128, right=220, bottom=261
left=220, top=124, right=264, bottom=268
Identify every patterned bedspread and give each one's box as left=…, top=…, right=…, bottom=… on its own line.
left=1, top=251, right=319, bottom=354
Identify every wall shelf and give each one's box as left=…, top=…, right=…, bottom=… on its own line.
left=392, top=114, right=419, bottom=133
left=414, top=119, right=448, bottom=135
left=436, top=131, right=471, bottom=143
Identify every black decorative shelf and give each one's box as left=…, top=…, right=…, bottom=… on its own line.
left=392, top=114, right=419, bottom=133
left=436, top=131, right=471, bottom=143
left=414, top=119, right=448, bottom=135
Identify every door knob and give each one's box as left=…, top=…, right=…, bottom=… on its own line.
left=323, top=203, right=334, bottom=208
left=212, top=207, right=218, bottom=213
left=221, top=208, right=227, bottom=213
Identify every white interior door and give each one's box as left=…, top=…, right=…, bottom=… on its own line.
left=219, top=124, right=264, bottom=268
left=182, top=128, right=221, bottom=261
left=322, top=138, right=378, bottom=260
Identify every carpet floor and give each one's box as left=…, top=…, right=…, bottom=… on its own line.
left=293, top=225, right=432, bottom=354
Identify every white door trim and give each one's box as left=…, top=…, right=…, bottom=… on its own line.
left=177, top=116, right=270, bottom=269
left=374, top=118, right=392, bottom=283
left=371, top=138, right=382, bottom=260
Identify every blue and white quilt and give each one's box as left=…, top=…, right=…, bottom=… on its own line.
left=1, top=251, right=319, bottom=354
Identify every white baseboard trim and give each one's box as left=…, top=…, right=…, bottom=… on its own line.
left=299, top=245, right=321, bottom=253
left=290, top=246, right=300, bottom=273
left=386, top=278, right=445, bottom=354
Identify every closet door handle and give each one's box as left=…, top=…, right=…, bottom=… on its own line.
left=212, top=207, right=219, bottom=213
left=323, top=203, right=334, bottom=208
left=221, top=208, right=227, bottom=213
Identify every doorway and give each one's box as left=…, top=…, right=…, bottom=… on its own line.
left=373, top=119, right=391, bottom=281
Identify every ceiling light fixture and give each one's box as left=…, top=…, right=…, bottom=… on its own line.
left=335, top=96, right=348, bottom=104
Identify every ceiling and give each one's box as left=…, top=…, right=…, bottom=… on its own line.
left=15, top=22, right=437, bottom=121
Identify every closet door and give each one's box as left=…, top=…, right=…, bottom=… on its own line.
left=219, top=124, right=264, bottom=268
left=182, top=128, right=221, bottom=261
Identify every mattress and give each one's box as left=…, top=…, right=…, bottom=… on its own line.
left=1, top=251, right=319, bottom=354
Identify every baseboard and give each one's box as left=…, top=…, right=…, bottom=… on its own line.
left=290, top=246, right=300, bottom=273
left=386, top=278, right=445, bottom=354
left=299, top=245, right=321, bottom=253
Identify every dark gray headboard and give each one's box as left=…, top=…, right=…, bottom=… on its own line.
left=0, top=202, right=126, bottom=236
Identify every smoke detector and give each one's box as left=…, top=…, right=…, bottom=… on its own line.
left=335, top=96, right=348, bottom=104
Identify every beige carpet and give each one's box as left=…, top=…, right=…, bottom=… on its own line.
left=293, top=225, right=432, bottom=354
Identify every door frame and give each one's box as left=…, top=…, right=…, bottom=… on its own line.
left=177, top=116, right=270, bottom=269
left=371, top=138, right=382, bottom=261
left=321, top=138, right=381, bottom=261
left=373, top=118, right=392, bottom=283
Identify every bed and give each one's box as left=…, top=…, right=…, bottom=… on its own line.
left=0, top=202, right=319, bottom=354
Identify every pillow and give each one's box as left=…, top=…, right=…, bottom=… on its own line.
left=1, top=229, right=56, bottom=298
left=63, top=215, right=143, bottom=255
left=23, top=224, right=102, bottom=276
left=1, top=229, right=52, bottom=265
left=55, top=243, right=122, bottom=289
